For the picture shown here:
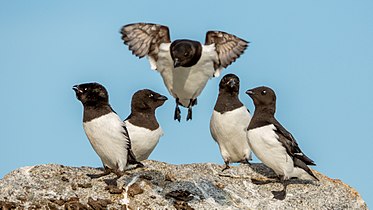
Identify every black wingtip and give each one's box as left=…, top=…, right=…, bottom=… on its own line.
left=308, top=170, right=319, bottom=181
left=294, top=157, right=319, bottom=181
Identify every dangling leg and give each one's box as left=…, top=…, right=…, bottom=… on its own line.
left=187, top=107, right=192, bottom=121
left=186, top=98, right=197, bottom=121
left=174, top=98, right=181, bottom=122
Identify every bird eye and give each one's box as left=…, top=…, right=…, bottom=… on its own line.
left=149, top=94, right=154, bottom=98
left=261, top=90, right=267, bottom=95
left=84, top=88, right=88, bottom=92
left=184, top=52, right=189, bottom=56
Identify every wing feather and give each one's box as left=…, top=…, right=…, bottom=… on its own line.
left=273, top=122, right=318, bottom=180
left=120, top=23, right=171, bottom=61
left=122, top=123, right=143, bottom=166
left=273, top=121, right=316, bottom=166
left=205, top=31, right=249, bottom=70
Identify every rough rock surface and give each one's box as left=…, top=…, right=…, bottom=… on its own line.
left=0, top=160, right=367, bottom=209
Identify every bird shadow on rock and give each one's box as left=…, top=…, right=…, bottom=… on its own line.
left=127, top=167, right=233, bottom=206
left=163, top=179, right=234, bottom=208
left=249, top=163, right=278, bottom=178
left=249, top=163, right=319, bottom=200
left=126, top=169, right=168, bottom=187
left=252, top=176, right=318, bottom=200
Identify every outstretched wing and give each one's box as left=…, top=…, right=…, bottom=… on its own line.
left=205, top=31, right=249, bottom=75
left=120, top=23, right=171, bottom=61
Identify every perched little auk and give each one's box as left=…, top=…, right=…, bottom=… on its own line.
left=246, top=86, right=318, bottom=200
left=73, top=82, right=142, bottom=178
left=124, top=89, right=167, bottom=161
left=210, top=74, right=252, bottom=171
left=121, top=22, right=249, bottom=121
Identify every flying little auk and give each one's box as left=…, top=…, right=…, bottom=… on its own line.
left=210, top=74, right=252, bottom=171
left=73, top=82, right=141, bottom=177
left=121, top=22, right=249, bottom=121
left=246, top=86, right=318, bottom=200
left=124, top=89, right=167, bottom=161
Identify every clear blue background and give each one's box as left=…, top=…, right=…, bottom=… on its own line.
left=1, top=0, right=372, bottom=206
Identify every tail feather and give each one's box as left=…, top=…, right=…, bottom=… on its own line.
left=293, top=157, right=319, bottom=181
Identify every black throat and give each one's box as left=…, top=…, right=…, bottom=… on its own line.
left=126, top=109, right=159, bottom=131
left=83, top=103, right=113, bottom=122
left=248, top=105, right=276, bottom=130
left=214, top=91, right=244, bottom=114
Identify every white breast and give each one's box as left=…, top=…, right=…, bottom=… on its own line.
left=210, top=106, right=252, bottom=163
left=83, top=112, right=129, bottom=172
left=247, top=124, right=296, bottom=179
left=124, top=121, right=164, bottom=161
left=154, top=44, right=218, bottom=107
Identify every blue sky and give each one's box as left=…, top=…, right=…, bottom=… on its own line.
left=1, top=0, right=372, bottom=206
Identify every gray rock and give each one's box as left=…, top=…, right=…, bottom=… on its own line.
left=0, top=160, right=367, bottom=209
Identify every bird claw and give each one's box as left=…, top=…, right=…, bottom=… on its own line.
left=186, top=108, right=192, bottom=121
left=174, top=106, right=181, bottom=122
left=221, top=163, right=230, bottom=172
left=192, top=98, right=197, bottom=106
left=87, top=169, right=111, bottom=179
left=186, top=99, right=197, bottom=121
left=241, top=158, right=251, bottom=165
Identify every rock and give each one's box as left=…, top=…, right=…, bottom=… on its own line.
left=0, top=160, right=367, bottom=209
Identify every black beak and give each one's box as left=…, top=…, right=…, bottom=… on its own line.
left=246, top=89, right=254, bottom=96
left=174, top=58, right=181, bottom=68
left=157, top=95, right=168, bottom=101
left=72, top=85, right=81, bottom=93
